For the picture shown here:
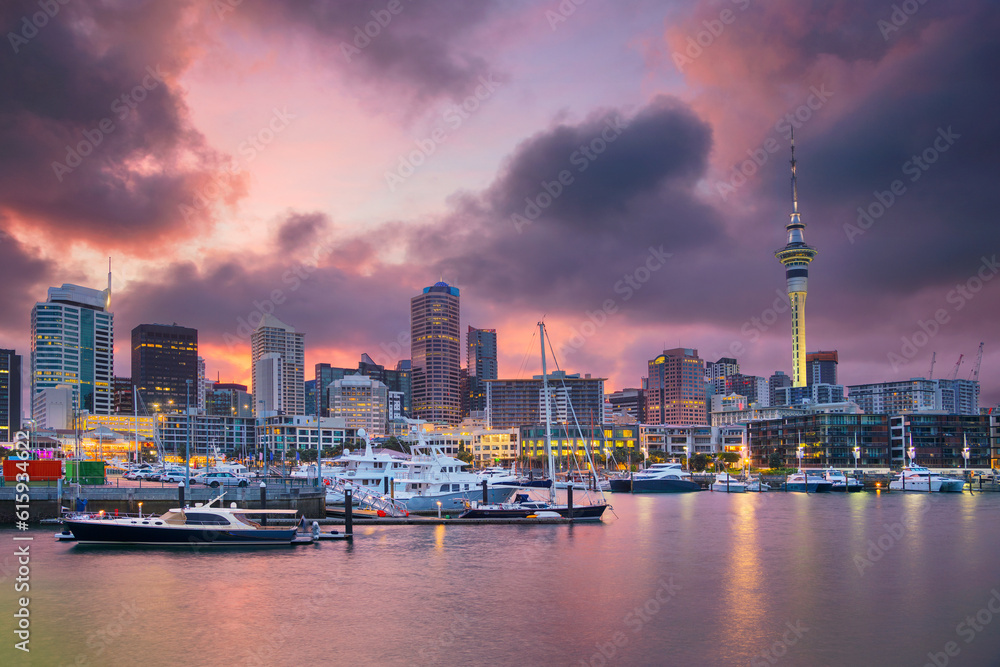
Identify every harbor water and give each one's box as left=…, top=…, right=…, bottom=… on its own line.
left=3, top=491, right=1000, bottom=666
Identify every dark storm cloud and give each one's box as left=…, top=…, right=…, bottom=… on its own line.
left=405, top=95, right=727, bottom=315
left=0, top=231, right=56, bottom=338
left=231, top=0, right=503, bottom=105
left=0, top=0, right=227, bottom=247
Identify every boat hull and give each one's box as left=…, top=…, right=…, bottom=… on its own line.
left=608, top=479, right=632, bottom=493
left=401, top=486, right=516, bottom=512
left=710, top=483, right=747, bottom=493
left=495, top=479, right=553, bottom=489
left=549, top=503, right=608, bottom=520
left=830, top=482, right=864, bottom=493
left=64, top=520, right=297, bottom=546
left=630, top=479, right=701, bottom=493
left=786, top=482, right=833, bottom=493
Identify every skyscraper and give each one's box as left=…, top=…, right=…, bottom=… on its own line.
left=0, top=349, right=22, bottom=439
left=806, top=350, right=838, bottom=386
left=466, top=326, right=497, bottom=415
left=775, top=134, right=817, bottom=388
left=251, top=314, right=305, bottom=416
left=31, top=282, right=114, bottom=417
left=410, top=281, right=461, bottom=424
left=131, top=324, right=198, bottom=413
left=645, top=348, right=706, bottom=425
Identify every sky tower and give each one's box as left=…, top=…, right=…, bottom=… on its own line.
left=775, top=132, right=817, bottom=388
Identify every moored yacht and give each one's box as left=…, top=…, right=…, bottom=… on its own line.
left=630, top=463, right=701, bottom=493
left=889, top=466, right=965, bottom=493
left=62, top=495, right=300, bottom=545
left=785, top=471, right=833, bottom=493
left=392, top=438, right=517, bottom=511
left=711, top=472, right=747, bottom=493
left=820, top=468, right=863, bottom=492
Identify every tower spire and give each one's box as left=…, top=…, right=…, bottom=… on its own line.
left=790, top=128, right=799, bottom=215
left=106, top=257, right=112, bottom=309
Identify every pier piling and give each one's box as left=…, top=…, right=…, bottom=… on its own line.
left=178, top=481, right=185, bottom=508
left=482, top=480, right=488, bottom=505
left=260, top=482, right=267, bottom=527
left=567, top=485, right=574, bottom=519
left=344, top=488, right=353, bottom=538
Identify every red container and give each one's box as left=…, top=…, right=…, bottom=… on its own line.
left=3, top=459, right=64, bottom=482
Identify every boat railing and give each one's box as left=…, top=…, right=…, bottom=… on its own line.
left=326, top=479, right=408, bottom=517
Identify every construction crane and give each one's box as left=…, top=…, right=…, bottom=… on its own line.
left=949, top=354, right=964, bottom=380
left=928, top=351, right=936, bottom=380
left=970, top=342, right=984, bottom=382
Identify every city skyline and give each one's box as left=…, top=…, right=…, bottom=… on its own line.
left=0, top=1, right=997, bottom=408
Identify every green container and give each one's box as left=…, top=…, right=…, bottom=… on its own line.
left=65, top=461, right=106, bottom=485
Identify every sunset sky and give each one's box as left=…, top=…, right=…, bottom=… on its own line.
left=2, top=0, right=997, bottom=406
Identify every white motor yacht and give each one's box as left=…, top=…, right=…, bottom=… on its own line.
left=889, top=466, right=965, bottom=493
left=711, top=472, right=747, bottom=493
left=819, top=468, right=863, bottom=492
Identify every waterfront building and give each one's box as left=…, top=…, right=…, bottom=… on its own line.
left=748, top=413, right=890, bottom=469
left=0, top=349, right=22, bottom=440
left=31, top=282, right=114, bottom=417
left=411, top=281, right=461, bottom=424
left=328, top=373, right=388, bottom=437
left=890, top=413, right=995, bottom=469
left=641, top=424, right=748, bottom=459
left=250, top=314, right=305, bottom=416
left=205, top=382, right=253, bottom=418
left=645, top=348, right=706, bottom=425
left=485, top=371, right=606, bottom=429
left=470, top=429, right=519, bottom=466
left=519, top=423, right=637, bottom=461
left=131, top=323, right=198, bottom=413
left=774, top=137, right=817, bottom=388
left=77, top=413, right=156, bottom=441
left=257, top=414, right=353, bottom=459
left=806, top=350, right=838, bottom=386
left=158, top=413, right=258, bottom=457
left=768, top=371, right=792, bottom=406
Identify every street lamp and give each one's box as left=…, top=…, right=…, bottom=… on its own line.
left=963, top=446, right=970, bottom=472
left=853, top=446, right=860, bottom=470
left=796, top=446, right=804, bottom=471
left=908, top=446, right=916, bottom=468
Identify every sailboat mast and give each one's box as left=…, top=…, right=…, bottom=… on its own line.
left=540, top=322, right=556, bottom=503
left=133, top=385, right=139, bottom=464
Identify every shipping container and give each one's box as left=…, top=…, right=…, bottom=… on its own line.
left=64, top=461, right=106, bottom=485
left=3, top=459, right=64, bottom=482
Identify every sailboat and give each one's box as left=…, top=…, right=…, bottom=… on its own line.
left=461, top=322, right=610, bottom=520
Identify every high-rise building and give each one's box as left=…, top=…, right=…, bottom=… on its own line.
left=646, top=348, right=706, bottom=425
left=806, top=351, right=838, bottom=386
left=768, top=371, right=792, bottom=406
left=847, top=378, right=980, bottom=416
left=706, top=357, right=739, bottom=395
left=937, top=378, right=980, bottom=415
left=726, top=374, right=770, bottom=407
left=251, top=314, right=305, bottom=416
left=254, top=352, right=284, bottom=415
left=314, top=355, right=411, bottom=419
left=31, top=282, right=114, bottom=417
left=410, top=282, right=461, bottom=424
left=197, top=356, right=208, bottom=413
left=206, top=382, right=253, bottom=418
left=466, top=326, right=498, bottom=416
left=775, top=137, right=817, bottom=388
left=131, top=324, right=198, bottom=413
left=329, top=373, right=388, bottom=436
left=485, top=371, right=605, bottom=430
left=0, top=349, right=22, bottom=439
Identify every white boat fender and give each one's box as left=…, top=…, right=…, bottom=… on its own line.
left=534, top=511, right=561, bottom=518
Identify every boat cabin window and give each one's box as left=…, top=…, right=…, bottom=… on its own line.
left=184, top=512, right=231, bottom=526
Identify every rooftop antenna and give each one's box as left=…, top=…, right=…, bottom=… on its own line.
left=106, top=257, right=112, bottom=309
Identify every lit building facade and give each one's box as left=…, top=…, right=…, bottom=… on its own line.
left=646, top=348, right=706, bottom=425
left=31, top=283, right=114, bottom=417
left=749, top=413, right=890, bottom=469
left=0, top=349, right=22, bottom=440
left=411, top=282, right=461, bottom=424
left=328, top=373, right=388, bottom=437
left=891, top=414, right=995, bottom=469
left=131, top=323, right=198, bottom=413
left=486, top=371, right=606, bottom=430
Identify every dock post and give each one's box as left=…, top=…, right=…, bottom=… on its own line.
left=178, top=481, right=185, bottom=508
left=383, top=476, right=389, bottom=494
left=482, top=480, right=488, bottom=505
left=566, top=485, right=574, bottom=519
left=260, top=482, right=267, bottom=527
left=344, top=488, right=353, bottom=538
